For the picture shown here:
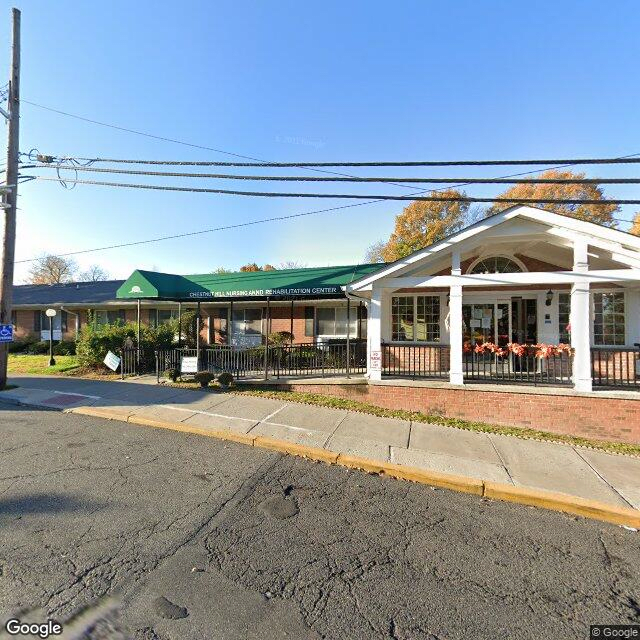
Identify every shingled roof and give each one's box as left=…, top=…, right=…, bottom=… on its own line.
left=12, top=280, right=125, bottom=306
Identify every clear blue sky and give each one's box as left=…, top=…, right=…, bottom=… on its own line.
left=3, top=0, right=640, bottom=282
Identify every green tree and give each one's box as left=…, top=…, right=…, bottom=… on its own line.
left=486, top=170, right=619, bottom=227
left=380, top=189, right=469, bottom=262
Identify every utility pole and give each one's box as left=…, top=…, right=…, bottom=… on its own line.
left=0, top=8, right=20, bottom=389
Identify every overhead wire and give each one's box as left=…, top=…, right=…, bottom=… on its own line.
left=19, top=174, right=640, bottom=205
left=21, top=163, right=640, bottom=184
left=16, top=100, right=640, bottom=264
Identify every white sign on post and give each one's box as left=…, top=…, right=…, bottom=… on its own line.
left=370, top=350, right=382, bottom=371
left=103, top=350, right=121, bottom=372
left=181, top=356, right=198, bottom=374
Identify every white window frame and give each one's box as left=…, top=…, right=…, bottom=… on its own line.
left=591, top=290, right=627, bottom=347
left=466, top=254, right=527, bottom=275
left=390, top=294, right=442, bottom=344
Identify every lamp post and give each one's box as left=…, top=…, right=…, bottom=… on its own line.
left=45, top=308, right=56, bottom=366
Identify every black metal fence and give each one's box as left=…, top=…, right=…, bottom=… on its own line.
left=463, top=350, right=573, bottom=386
left=591, top=346, right=640, bottom=388
left=120, top=348, right=156, bottom=378
left=380, top=343, right=573, bottom=386
left=121, top=340, right=367, bottom=380
left=381, top=343, right=450, bottom=379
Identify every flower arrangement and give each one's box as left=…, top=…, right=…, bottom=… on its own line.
left=470, top=342, right=573, bottom=359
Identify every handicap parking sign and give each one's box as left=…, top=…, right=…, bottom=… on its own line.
left=0, top=324, right=13, bottom=343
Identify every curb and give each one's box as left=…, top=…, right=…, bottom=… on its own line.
left=61, top=406, right=640, bottom=529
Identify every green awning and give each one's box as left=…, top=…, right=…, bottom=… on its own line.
left=116, top=264, right=382, bottom=301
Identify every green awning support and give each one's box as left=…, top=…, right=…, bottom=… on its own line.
left=116, top=264, right=382, bottom=302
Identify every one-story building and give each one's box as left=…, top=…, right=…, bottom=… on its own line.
left=10, top=205, right=640, bottom=443
left=10, top=264, right=378, bottom=345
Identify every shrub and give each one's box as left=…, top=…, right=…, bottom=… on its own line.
left=164, top=367, right=180, bottom=382
left=217, top=371, right=234, bottom=388
left=268, top=331, right=293, bottom=346
left=24, top=341, right=50, bottom=355
left=8, top=337, right=37, bottom=354
left=53, top=340, right=77, bottom=356
left=76, top=321, right=176, bottom=368
left=193, top=371, right=215, bottom=387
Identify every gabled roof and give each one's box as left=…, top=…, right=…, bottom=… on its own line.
left=347, top=205, right=640, bottom=291
left=13, top=280, right=125, bottom=306
left=116, top=264, right=382, bottom=301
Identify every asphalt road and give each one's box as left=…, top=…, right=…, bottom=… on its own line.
left=0, top=405, right=638, bottom=640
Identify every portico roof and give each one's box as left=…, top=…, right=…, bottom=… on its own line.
left=116, top=263, right=382, bottom=301
left=346, top=205, right=640, bottom=292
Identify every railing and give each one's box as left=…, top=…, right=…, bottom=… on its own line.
left=120, top=347, right=156, bottom=377
left=151, top=340, right=367, bottom=380
left=273, top=341, right=367, bottom=378
left=591, top=346, right=640, bottom=389
left=463, top=350, right=573, bottom=386
left=382, top=344, right=450, bottom=379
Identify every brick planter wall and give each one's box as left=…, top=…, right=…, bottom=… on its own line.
left=266, top=381, right=640, bottom=444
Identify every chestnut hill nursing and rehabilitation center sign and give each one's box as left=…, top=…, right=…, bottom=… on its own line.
left=116, top=264, right=381, bottom=302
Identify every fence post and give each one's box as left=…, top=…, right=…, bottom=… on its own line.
left=263, top=297, right=270, bottom=381
left=120, top=349, right=124, bottom=380
left=155, top=351, right=159, bottom=384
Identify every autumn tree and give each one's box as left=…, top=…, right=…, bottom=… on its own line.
left=239, top=263, right=278, bottom=272
left=239, top=263, right=261, bottom=272
left=379, top=189, right=470, bottom=262
left=630, top=212, right=640, bottom=236
left=486, top=170, right=619, bottom=227
left=364, top=240, right=386, bottom=263
left=78, top=265, right=109, bottom=281
left=27, top=255, right=78, bottom=284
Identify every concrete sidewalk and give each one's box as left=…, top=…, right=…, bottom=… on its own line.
left=2, top=375, right=640, bottom=514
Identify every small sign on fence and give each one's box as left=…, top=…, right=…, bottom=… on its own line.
left=0, top=324, right=13, bottom=343
left=181, top=356, right=198, bottom=374
left=103, top=350, right=121, bottom=372
left=370, top=350, right=382, bottom=371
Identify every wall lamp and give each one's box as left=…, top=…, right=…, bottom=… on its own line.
left=545, top=290, right=554, bottom=307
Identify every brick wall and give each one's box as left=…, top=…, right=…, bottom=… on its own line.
left=267, top=381, right=640, bottom=444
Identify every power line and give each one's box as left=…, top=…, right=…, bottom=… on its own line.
left=17, top=100, right=639, bottom=264
left=23, top=163, right=640, bottom=184
left=52, top=154, right=640, bottom=168
left=21, top=174, right=640, bottom=204
left=13, top=201, right=637, bottom=265
left=13, top=200, right=391, bottom=263
left=18, top=100, right=421, bottom=192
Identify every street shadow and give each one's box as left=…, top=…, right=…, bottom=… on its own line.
left=0, top=492, right=106, bottom=518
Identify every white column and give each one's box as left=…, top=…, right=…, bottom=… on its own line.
left=449, top=250, right=464, bottom=385
left=367, top=286, right=383, bottom=381
left=571, top=238, right=592, bottom=392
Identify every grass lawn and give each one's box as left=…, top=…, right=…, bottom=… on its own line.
left=7, top=354, right=80, bottom=375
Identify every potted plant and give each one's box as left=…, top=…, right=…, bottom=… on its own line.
left=193, top=371, right=215, bottom=388
left=217, top=371, right=234, bottom=390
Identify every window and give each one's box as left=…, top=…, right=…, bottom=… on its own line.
left=469, top=256, right=523, bottom=274
left=304, top=306, right=315, bottom=337
left=11, top=310, right=16, bottom=329
left=94, top=309, right=126, bottom=326
left=149, top=308, right=178, bottom=328
left=558, top=293, right=570, bottom=343
left=315, top=307, right=358, bottom=336
left=593, top=292, right=625, bottom=346
left=392, top=295, right=440, bottom=342
left=232, top=308, right=262, bottom=335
